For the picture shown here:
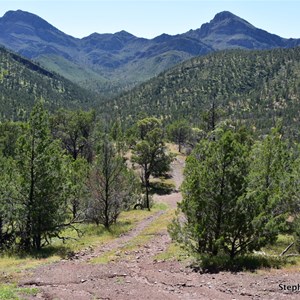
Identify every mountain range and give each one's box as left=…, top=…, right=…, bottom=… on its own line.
left=1, top=10, right=300, bottom=96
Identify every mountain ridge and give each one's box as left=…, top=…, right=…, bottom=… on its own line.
left=0, top=10, right=300, bottom=95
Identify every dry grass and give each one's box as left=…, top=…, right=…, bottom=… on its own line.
left=166, top=143, right=186, bottom=161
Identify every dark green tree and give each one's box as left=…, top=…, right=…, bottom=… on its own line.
left=132, top=118, right=173, bottom=210
left=50, top=109, right=95, bottom=162
left=170, top=125, right=297, bottom=259
left=0, top=121, right=26, bottom=158
left=241, top=127, right=293, bottom=250
left=137, top=117, right=161, bottom=140
left=167, top=120, right=191, bottom=152
left=15, top=103, right=70, bottom=250
left=109, top=119, right=126, bottom=154
left=66, top=157, right=89, bottom=220
left=169, top=127, right=252, bottom=258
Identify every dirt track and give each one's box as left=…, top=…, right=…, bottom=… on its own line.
left=20, top=157, right=300, bottom=299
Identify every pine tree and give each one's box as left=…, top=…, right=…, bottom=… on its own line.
left=66, top=157, right=89, bottom=220
left=132, top=118, right=173, bottom=210
left=15, top=102, right=69, bottom=251
left=50, top=109, right=95, bottom=162
left=167, top=120, right=191, bottom=152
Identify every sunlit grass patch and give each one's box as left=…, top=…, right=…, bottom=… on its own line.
left=0, top=284, right=38, bottom=300
left=43, top=207, right=161, bottom=255
left=262, top=234, right=295, bottom=256
left=118, top=209, right=175, bottom=252
left=258, top=234, right=300, bottom=272
left=91, top=208, right=176, bottom=264
left=152, top=202, right=168, bottom=211
left=166, top=143, right=186, bottom=159
left=0, top=255, right=58, bottom=283
left=154, top=242, right=189, bottom=261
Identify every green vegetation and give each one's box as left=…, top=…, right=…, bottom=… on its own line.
left=0, top=47, right=98, bottom=121
left=15, top=103, right=71, bottom=251
left=132, top=117, right=174, bottom=210
left=195, top=254, right=286, bottom=273
left=108, top=47, right=300, bottom=138
left=0, top=284, right=38, bottom=300
left=2, top=31, right=300, bottom=280
left=169, top=124, right=300, bottom=270
left=91, top=204, right=173, bottom=264
left=50, top=109, right=96, bottom=162
left=0, top=103, right=143, bottom=252
left=86, top=137, right=140, bottom=228
left=0, top=208, right=158, bottom=285
left=170, top=126, right=251, bottom=258
left=167, top=120, right=192, bottom=152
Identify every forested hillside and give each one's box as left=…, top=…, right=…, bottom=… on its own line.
left=107, top=47, right=300, bottom=136
left=0, top=46, right=97, bottom=120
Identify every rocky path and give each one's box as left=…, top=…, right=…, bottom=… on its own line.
left=20, top=156, right=300, bottom=299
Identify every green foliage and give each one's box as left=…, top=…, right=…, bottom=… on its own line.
left=167, top=119, right=192, bottom=152
left=132, top=118, right=173, bottom=210
left=0, top=284, right=38, bottom=300
left=242, top=127, right=293, bottom=249
left=0, top=121, right=26, bottom=158
left=170, top=127, right=251, bottom=258
left=66, top=157, right=89, bottom=220
left=137, top=117, right=162, bottom=140
left=0, top=155, right=18, bottom=250
left=50, top=109, right=96, bottom=162
left=87, top=137, right=139, bottom=228
left=169, top=125, right=299, bottom=260
left=0, top=47, right=97, bottom=121
left=293, top=217, right=300, bottom=253
left=108, top=47, right=300, bottom=137
left=109, top=119, right=128, bottom=154
left=195, top=254, right=285, bottom=273
left=14, top=102, right=70, bottom=250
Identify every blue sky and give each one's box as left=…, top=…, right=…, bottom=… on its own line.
left=0, top=1, right=300, bottom=39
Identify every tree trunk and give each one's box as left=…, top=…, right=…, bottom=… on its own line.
left=33, top=234, right=42, bottom=251
left=0, top=216, right=3, bottom=244
left=178, top=141, right=181, bottom=153
left=21, top=215, right=32, bottom=251
left=145, top=179, right=150, bottom=211
left=143, top=163, right=151, bottom=211
left=72, top=202, right=77, bottom=220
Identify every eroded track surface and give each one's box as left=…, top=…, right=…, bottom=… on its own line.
left=20, top=157, right=300, bottom=299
